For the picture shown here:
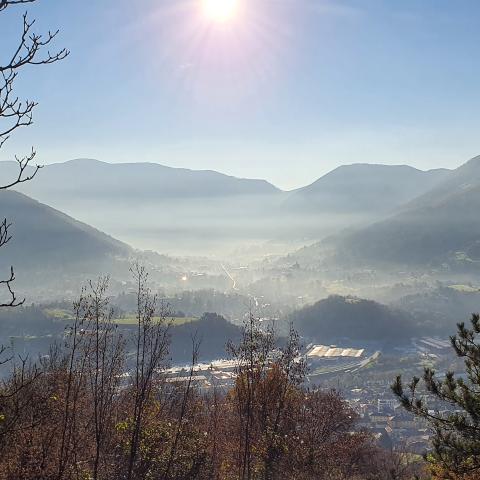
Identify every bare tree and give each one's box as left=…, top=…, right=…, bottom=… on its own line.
left=0, top=354, right=41, bottom=452
left=126, top=262, right=171, bottom=480
left=0, top=4, right=68, bottom=467
left=82, top=277, right=125, bottom=480
left=261, top=324, right=306, bottom=480
left=0, top=0, right=68, bottom=307
left=227, top=312, right=275, bottom=480
left=57, top=287, right=92, bottom=480
left=162, top=334, right=201, bottom=480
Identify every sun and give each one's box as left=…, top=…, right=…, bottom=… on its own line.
left=202, top=0, right=239, bottom=23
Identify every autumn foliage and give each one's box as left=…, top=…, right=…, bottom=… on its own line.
left=0, top=273, right=407, bottom=480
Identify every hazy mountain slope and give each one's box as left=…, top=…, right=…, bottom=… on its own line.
left=290, top=295, right=418, bottom=342
left=311, top=156, right=480, bottom=267
left=0, top=190, right=131, bottom=274
left=1, top=159, right=285, bottom=255
left=5, top=158, right=280, bottom=200
left=286, top=164, right=449, bottom=214
left=0, top=159, right=452, bottom=257
left=399, top=155, right=480, bottom=210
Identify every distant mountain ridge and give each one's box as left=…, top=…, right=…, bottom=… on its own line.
left=285, top=163, right=450, bottom=214
left=2, top=158, right=449, bottom=203
left=300, top=155, right=480, bottom=268
left=0, top=158, right=459, bottom=256
left=5, top=158, right=280, bottom=199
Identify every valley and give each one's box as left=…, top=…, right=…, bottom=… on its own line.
left=1, top=2, right=479, bottom=476
left=1, top=154, right=479, bottom=476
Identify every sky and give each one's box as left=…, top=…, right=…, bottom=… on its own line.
left=1, top=0, right=480, bottom=190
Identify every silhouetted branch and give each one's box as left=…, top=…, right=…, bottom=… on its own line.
left=0, top=149, right=41, bottom=190
left=0, top=10, right=69, bottom=155
left=0, top=2, right=67, bottom=316
left=0, top=267, right=24, bottom=307
left=0, top=344, right=12, bottom=366
left=0, top=1, right=35, bottom=12
left=0, top=12, right=69, bottom=73
left=0, top=219, right=12, bottom=248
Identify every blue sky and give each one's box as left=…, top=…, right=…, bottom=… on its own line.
left=1, top=0, right=480, bottom=190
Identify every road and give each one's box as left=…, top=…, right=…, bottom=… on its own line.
left=221, top=264, right=238, bottom=291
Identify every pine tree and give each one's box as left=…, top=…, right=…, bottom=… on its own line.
left=392, top=313, right=480, bottom=477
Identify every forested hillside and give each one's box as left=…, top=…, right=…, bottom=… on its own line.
left=290, top=295, right=419, bottom=342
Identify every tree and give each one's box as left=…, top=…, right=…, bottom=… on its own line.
left=227, top=316, right=309, bottom=480
left=0, top=0, right=68, bottom=308
left=392, top=313, right=480, bottom=478
left=227, top=313, right=276, bottom=480
left=0, top=283, right=404, bottom=479
left=0, top=2, right=67, bottom=459
left=83, top=278, right=125, bottom=480
left=125, top=263, right=171, bottom=480
left=225, top=316, right=387, bottom=480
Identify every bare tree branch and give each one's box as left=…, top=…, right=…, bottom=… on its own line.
left=0, top=0, right=35, bottom=12
left=0, top=266, right=24, bottom=307
left=0, top=2, right=68, bottom=315
left=0, top=11, right=69, bottom=163
left=0, top=149, right=41, bottom=190
left=0, top=0, right=35, bottom=9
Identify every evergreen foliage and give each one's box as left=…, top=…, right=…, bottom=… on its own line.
left=393, top=313, right=480, bottom=477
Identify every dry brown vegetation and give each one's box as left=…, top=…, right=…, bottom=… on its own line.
left=0, top=268, right=423, bottom=480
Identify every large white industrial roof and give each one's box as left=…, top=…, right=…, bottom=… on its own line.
left=307, top=345, right=364, bottom=358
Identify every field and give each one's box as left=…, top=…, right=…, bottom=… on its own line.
left=44, top=309, right=197, bottom=326
left=448, top=284, right=479, bottom=293
left=114, top=315, right=197, bottom=326
left=44, top=308, right=74, bottom=320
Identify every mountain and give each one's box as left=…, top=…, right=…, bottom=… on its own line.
left=1, top=159, right=283, bottom=255
left=400, top=155, right=480, bottom=210
left=0, top=190, right=131, bottom=281
left=0, top=159, right=453, bottom=257
left=310, top=155, right=480, bottom=267
left=285, top=164, right=449, bottom=214
left=5, top=158, right=280, bottom=200
left=289, top=295, right=418, bottom=343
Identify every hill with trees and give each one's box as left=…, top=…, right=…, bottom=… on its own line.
left=290, top=295, right=419, bottom=343
left=169, top=312, right=243, bottom=362
left=395, top=284, right=480, bottom=335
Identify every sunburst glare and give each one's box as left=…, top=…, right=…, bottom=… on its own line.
left=202, top=0, right=239, bottom=23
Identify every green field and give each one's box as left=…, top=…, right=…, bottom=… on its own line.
left=44, top=308, right=74, bottom=320
left=44, top=309, right=197, bottom=326
left=113, top=315, right=197, bottom=326
left=448, top=284, right=479, bottom=293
